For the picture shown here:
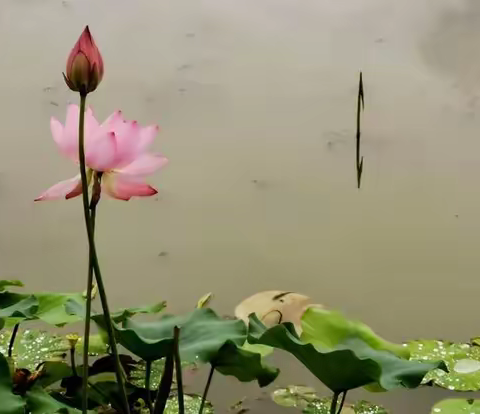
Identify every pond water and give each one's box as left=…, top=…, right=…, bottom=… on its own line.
left=1, top=0, right=480, bottom=412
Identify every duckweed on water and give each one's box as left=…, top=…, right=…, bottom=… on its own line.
left=137, top=395, right=214, bottom=414
left=408, top=340, right=480, bottom=391
left=303, top=399, right=388, bottom=414
left=131, top=359, right=198, bottom=390
left=430, top=398, right=480, bottom=413
left=164, top=395, right=214, bottom=414
left=0, top=329, right=67, bottom=370
left=132, top=359, right=165, bottom=389
left=271, top=386, right=388, bottom=413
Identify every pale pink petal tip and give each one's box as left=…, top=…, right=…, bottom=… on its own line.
left=104, top=175, right=158, bottom=201
left=34, top=176, right=82, bottom=201
left=119, top=154, right=168, bottom=176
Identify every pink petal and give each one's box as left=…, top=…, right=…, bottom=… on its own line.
left=63, top=104, right=80, bottom=150
left=85, top=107, right=100, bottom=139
left=137, top=125, right=159, bottom=154
left=112, top=121, right=143, bottom=167
left=51, top=117, right=76, bottom=160
left=103, top=173, right=157, bottom=201
left=102, top=110, right=125, bottom=129
left=85, top=131, right=118, bottom=171
left=52, top=105, right=100, bottom=162
left=118, top=153, right=168, bottom=176
left=51, top=104, right=79, bottom=161
left=34, top=175, right=83, bottom=201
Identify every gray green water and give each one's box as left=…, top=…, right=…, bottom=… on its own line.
left=1, top=0, right=480, bottom=411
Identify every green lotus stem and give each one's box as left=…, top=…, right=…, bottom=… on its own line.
left=337, top=392, right=346, bottom=414
left=153, top=353, right=174, bottom=414
left=198, top=365, right=214, bottom=414
left=145, top=360, right=153, bottom=414
left=330, top=392, right=339, bottom=414
left=355, top=71, right=365, bottom=189
left=70, top=346, right=78, bottom=377
left=173, top=327, right=184, bottom=414
left=8, top=323, right=19, bottom=358
left=330, top=391, right=346, bottom=414
left=78, top=92, right=130, bottom=414
left=81, top=186, right=97, bottom=413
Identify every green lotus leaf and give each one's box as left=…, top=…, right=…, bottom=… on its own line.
left=66, top=300, right=168, bottom=346
left=34, top=293, right=85, bottom=326
left=213, top=340, right=279, bottom=386
left=132, top=340, right=279, bottom=389
left=0, top=352, right=25, bottom=414
left=75, top=334, right=109, bottom=356
left=248, top=315, right=444, bottom=392
left=0, top=293, right=38, bottom=319
left=94, top=308, right=246, bottom=362
left=0, top=281, right=24, bottom=292
left=240, top=341, right=273, bottom=357
left=36, top=361, right=72, bottom=388
left=25, top=387, right=83, bottom=413
left=301, top=307, right=409, bottom=359
left=0, top=291, right=86, bottom=327
left=111, top=301, right=167, bottom=323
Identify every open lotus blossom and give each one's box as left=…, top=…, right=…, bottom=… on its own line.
left=35, top=104, right=167, bottom=201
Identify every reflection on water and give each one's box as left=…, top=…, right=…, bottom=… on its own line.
left=1, top=0, right=480, bottom=411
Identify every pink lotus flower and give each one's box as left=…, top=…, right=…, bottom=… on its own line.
left=35, top=105, right=167, bottom=201
left=64, top=26, right=104, bottom=94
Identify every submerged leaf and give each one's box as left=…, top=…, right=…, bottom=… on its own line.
left=302, top=399, right=353, bottom=414
left=271, top=385, right=318, bottom=408
left=408, top=340, right=480, bottom=391
left=430, top=399, right=480, bottom=413
left=351, top=400, right=389, bottom=414
left=248, top=315, right=444, bottom=392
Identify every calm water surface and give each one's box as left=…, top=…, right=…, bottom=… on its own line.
left=1, top=0, right=480, bottom=411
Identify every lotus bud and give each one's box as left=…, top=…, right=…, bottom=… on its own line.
left=64, top=26, right=104, bottom=94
